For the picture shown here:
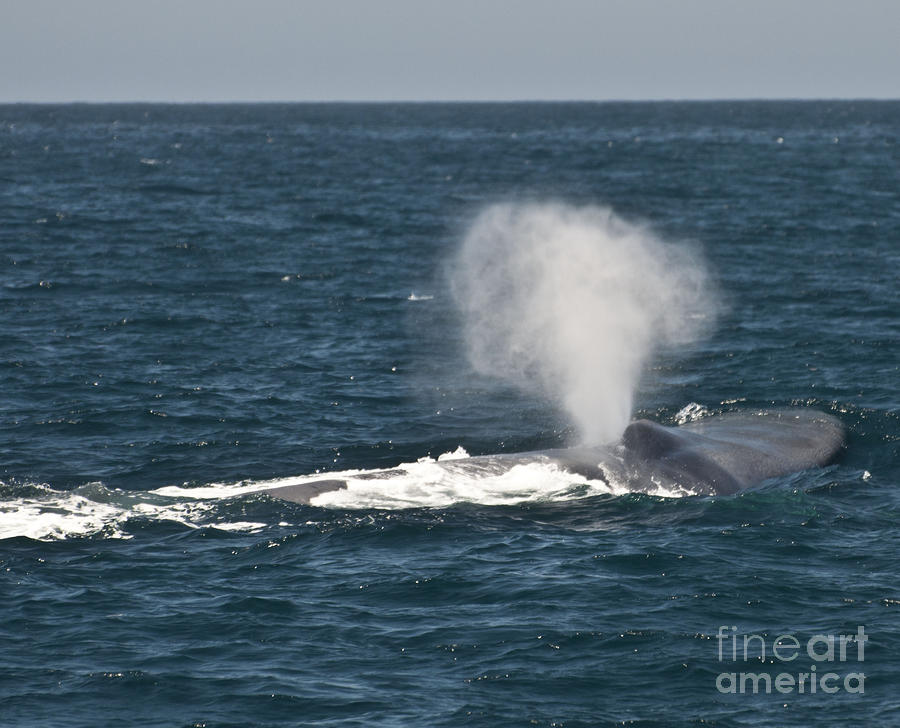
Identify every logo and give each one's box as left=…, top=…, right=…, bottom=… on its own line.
left=715, top=626, right=866, bottom=694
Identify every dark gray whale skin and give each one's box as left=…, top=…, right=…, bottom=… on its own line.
left=258, top=409, right=846, bottom=504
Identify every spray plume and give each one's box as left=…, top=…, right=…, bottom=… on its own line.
left=450, top=202, right=716, bottom=444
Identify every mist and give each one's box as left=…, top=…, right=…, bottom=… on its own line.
left=449, top=202, right=716, bottom=444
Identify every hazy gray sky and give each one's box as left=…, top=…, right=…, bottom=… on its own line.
left=2, top=0, right=898, bottom=102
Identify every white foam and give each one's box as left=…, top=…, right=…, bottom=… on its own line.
left=306, top=459, right=607, bottom=509
left=675, top=402, right=709, bottom=424
left=0, top=483, right=267, bottom=541
left=437, top=446, right=470, bottom=461
left=0, top=494, right=125, bottom=541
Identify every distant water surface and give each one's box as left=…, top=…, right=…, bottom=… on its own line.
left=0, top=102, right=898, bottom=727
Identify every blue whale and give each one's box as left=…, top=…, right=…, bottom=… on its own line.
left=259, top=408, right=845, bottom=504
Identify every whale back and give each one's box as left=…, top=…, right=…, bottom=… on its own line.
left=621, top=409, right=846, bottom=494
left=261, top=479, right=348, bottom=505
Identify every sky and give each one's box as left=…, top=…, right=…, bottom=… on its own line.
left=2, top=0, right=898, bottom=102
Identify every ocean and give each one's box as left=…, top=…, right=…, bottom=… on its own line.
left=0, top=101, right=898, bottom=726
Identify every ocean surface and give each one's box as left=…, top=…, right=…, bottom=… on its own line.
left=1, top=102, right=898, bottom=727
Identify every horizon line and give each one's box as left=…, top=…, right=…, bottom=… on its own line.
left=2, top=96, right=899, bottom=106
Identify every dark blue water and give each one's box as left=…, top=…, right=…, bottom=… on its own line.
left=1, top=102, right=898, bottom=726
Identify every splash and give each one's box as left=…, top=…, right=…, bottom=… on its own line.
left=675, top=402, right=710, bottom=424
left=449, top=202, right=716, bottom=444
left=0, top=482, right=267, bottom=541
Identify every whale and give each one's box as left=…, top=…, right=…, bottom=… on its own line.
left=258, top=408, right=846, bottom=504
